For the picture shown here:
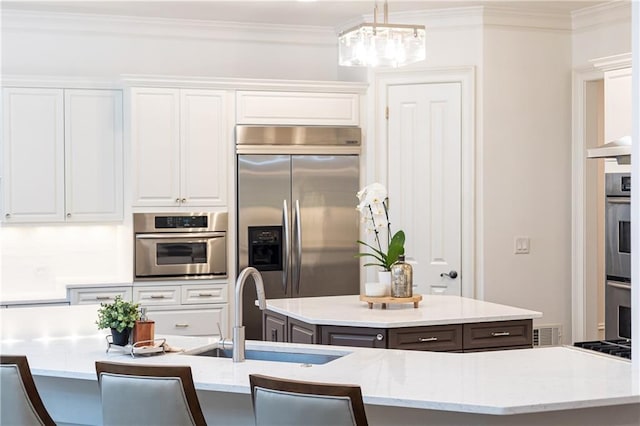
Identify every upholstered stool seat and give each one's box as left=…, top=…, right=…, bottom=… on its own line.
left=95, top=361, right=207, bottom=426
left=249, top=374, right=368, bottom=426
left=1, top=355, right=56, bottom=426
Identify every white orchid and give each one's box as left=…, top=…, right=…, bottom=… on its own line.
left=355, top=183, right=405, bottom=271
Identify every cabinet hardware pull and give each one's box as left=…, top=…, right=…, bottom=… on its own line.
left=150, top=295, right=165, bottom=299
left=66, top=213, right=71, bottom=218
left=5, top=213, right=10, bottom=218
left=198, top=293, right=213, bottom=297
left=175, top=324, right=189, bottom=328
left=271, top=329, right=278, bottom=341
left=95, top=296, right=111, bottom=300
left=491, top=331, right=510, bottom=337
left=181, top=198, right=186, bottom=203
left=418, top=337, right=438, bottom=342
left=376, top=334, right=384, bottom=341
left=175, top=198, right=181, bottom=203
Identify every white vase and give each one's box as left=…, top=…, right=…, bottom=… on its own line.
left=378, top=270, right=391, bottom=296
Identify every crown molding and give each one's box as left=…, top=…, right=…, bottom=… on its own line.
left=1, top=75, right=122, bottom=89
left=571, top=0, right=631, bottom=32
left=119, top=74, right=369, bottom=93
left=481, top=5, right=571, bottom=32
left=590, top=52, right=632, bottom=71
left=1, top=10, right=336, bottom=46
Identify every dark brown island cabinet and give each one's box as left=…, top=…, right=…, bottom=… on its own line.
left=263, top=310, right=533, bottom=352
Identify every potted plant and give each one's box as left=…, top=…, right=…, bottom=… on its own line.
left=355, top=183, right=405, bottom=287
left=96, top=296, right=140, bottom=346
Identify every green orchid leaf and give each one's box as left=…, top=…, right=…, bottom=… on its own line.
left=384, top=230, right=406, bottom=269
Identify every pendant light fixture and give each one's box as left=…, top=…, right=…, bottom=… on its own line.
left=338, top=0, right=426, bottom=68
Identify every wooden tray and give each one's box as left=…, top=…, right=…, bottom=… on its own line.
left=360, top=294, right=422, bottom=309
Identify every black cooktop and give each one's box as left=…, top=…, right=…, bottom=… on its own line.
left=574, top=339, right=631, bottom=359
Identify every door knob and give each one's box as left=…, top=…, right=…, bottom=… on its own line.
left=440, top=270, right=458, bottom=279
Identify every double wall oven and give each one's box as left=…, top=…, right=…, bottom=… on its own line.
left=134, top=212, right=227, bottom=281
left=604, top=173, right=631, bottom=341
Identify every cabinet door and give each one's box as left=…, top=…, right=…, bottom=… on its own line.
left=263, top=311, right=287, bottom=342
left=131, top=88, right=180, bottom=207
left=320, top=326, right=386, bottom=348
left=236, top=91, right=359, bottom=125
left=180, top=90, right=227, bottom=207
left=2, top=88, right=64, bottom=222
left=288, top=317, right=318, bottom=344
left=65, top=89, right=123, bottom=221
left=604, top=68, right=632, bottom=142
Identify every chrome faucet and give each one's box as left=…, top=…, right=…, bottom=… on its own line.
left=232, top=267, right=266, bottom=362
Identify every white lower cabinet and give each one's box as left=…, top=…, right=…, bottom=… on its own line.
left=68, top=281, right=228, bottom=337
left=68, top=286, right=133, bottom=305
left=145, top=305, right=227, bottom=337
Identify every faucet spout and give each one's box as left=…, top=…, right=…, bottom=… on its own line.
left=232, top=267, right=266, bottom=362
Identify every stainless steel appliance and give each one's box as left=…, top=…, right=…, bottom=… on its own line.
left=236, top=125, right=361, bottom=340
left=604, top=173, right=631, bottom=340
left=134, top=212, right=227, bottom=281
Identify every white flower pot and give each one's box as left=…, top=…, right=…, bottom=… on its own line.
left=377, top=270, right=391, bottom=296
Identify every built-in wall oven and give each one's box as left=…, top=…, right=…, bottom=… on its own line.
left=604, top=173, right=631, bottom=340
left=134, top=212, right=227, bottom=281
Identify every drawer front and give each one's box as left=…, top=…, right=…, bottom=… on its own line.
left=320, top=326, right=387, bottom=349
left=134, top=286, right=180, bottom=306
left=388, top=324, right=462, bottom=352
left=69, top=287, right=132, bottom=305
left=463, top=320, right=533, bottom=350
left=148, top=305, right=227, bottom=336
left=181, top=284, right=227, bottom=304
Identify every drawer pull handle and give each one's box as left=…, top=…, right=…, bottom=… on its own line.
left=95, top=296, right=111, bottom=300
left=150, top=295, right=166, bottom=299
left=175, top=323, right=189, bottom=328
left=418, top=337, right=438, bottom=342
left=198, top=293, right=213, bottom=297
left=491, top=331, right=510, bottom=337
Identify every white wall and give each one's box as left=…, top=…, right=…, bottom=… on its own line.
left=481, top=26, right=573, bottom=339
left=0, top=11, right=345, bottom=81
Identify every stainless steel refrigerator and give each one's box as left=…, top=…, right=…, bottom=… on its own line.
left=236, top=126, right=361, bottom=340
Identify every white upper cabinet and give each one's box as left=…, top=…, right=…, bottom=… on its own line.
left=131, top=88, right=228, bottom=208
left=2, top=88, right=123, bottom=223
left=603, top=67, right=631, bottom=143
left=65, top=89, right=123, bottom=221
left=236, top=91, right=359, bottom=125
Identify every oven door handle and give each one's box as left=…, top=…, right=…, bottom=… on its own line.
left=135, top=232, right=225, bottom=239
left=606, top=197, right=631, bottom=204
left=607, top=281, right=631, bottom=290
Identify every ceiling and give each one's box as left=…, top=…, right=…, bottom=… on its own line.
left=1, top=1, right=610, bottom=28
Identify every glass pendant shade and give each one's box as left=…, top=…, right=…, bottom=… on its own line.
left=338, top=23, right=426, bottom=68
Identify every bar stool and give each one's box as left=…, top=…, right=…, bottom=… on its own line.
left=95, top=361, right=207, bottom=426
left=249, top=374, right=368, bottom=426
left=1, top=355, right=56, bottom=426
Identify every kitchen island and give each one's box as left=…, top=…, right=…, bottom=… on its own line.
left=1, top=304, right=638, bottom=426
left=263, top=295, right=543, bottom=351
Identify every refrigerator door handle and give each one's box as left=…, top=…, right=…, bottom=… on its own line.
left=294, top=199, right=302, bottom=294
left=282, top=199, right=290, bottom=293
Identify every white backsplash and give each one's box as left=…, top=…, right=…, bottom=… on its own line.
left=0, top=224, right=132, bottom=302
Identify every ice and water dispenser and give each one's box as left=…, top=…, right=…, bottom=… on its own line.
left=248, top=226, right=282, bottom=271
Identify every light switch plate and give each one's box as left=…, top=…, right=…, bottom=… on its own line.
left=514, top=236, right=530, bottom=254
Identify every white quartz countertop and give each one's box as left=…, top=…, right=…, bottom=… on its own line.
left=1, top=305, right=638, bottom=416
left=264, top=295, right=543, bottom=327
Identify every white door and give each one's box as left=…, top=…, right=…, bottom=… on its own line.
left=180, top=89, right=227, bottom=207
left=131, top=87, right=181, bottom=207
left=2, top=88, right=65, bottom=222
left=387, top=83, right=462, bottom=295
left=65, top=89, right=123, bottom=221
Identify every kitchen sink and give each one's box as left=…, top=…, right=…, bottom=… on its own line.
left=189, top=347, right=344, bottom=365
